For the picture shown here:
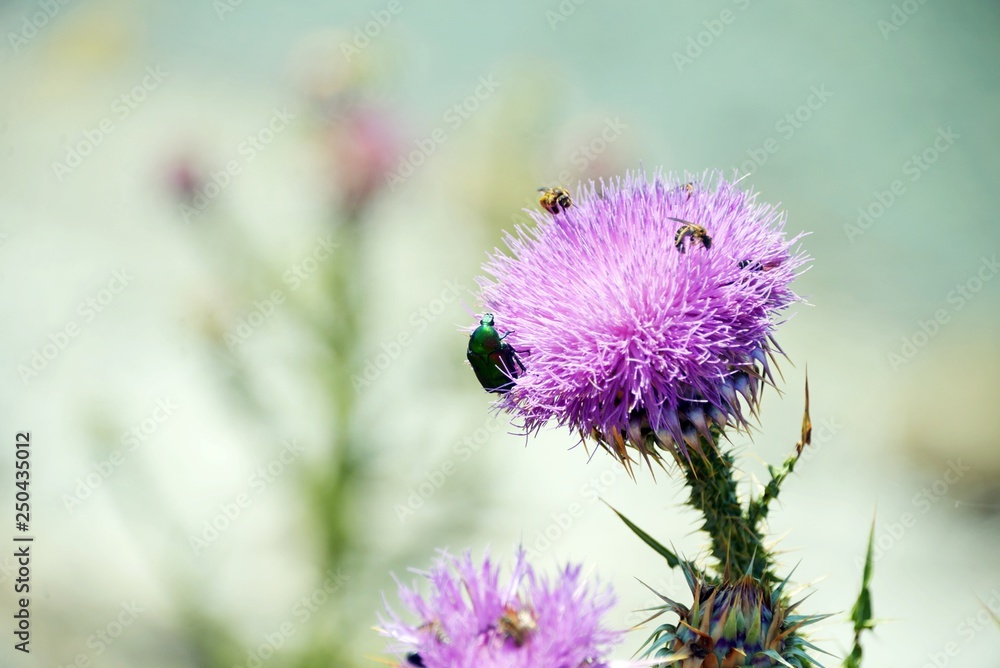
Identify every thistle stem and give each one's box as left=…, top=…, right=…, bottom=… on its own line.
left=682, top=437, right=771, bottom=581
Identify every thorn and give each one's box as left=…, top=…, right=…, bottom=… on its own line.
left=795, top=370, right=812, bottom=457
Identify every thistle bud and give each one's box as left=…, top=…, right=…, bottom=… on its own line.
left=644, top=564, right=824, bottom=667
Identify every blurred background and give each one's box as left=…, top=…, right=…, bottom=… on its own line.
left=1, top=0, right=998, bottom=666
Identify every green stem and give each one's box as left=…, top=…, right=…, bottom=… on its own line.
left=296, top=218, right=367, bottom=667
left=312, top=220, right=364, bottom=572
left=682, top=436, right=771, bottom=582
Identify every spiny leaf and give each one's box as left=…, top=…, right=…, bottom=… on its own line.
left=603, top=500, right=680, bottom=568
left=844, top=519, right=877, bottom=668
left=747, top=373, right=811, bottom=534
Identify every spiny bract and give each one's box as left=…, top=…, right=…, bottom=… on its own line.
left=641, top=563, right=827, bottom=668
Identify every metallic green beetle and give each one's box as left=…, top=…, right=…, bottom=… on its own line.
left=467, top=313, right=525, bottom=393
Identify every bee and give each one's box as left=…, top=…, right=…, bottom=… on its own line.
left=498, top=605, right=537, bottom=647
left=669, top=217, right=712, bottom=253
left=737, top=259, right=780, bottom=271
left=417, top=620, right=449, bottom=644
left=537, top=186, right=572, bottom=215
left=404, top=653, right=426, bottom=667
left=682, top=182, right=694, bottom=198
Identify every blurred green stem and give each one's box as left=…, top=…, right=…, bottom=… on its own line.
left=315, top=220, right=363, bottom=570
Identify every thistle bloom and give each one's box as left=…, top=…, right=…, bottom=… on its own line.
left=474, top=171, right=807, bottom=466
left=377, top=548, right=634, bottom=668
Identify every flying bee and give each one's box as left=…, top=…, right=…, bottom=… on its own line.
left=498, top=605, right=537, bottom=647
left=537, top=186, right=572, bottom=215
left=669, top=217, right=712, bottom=253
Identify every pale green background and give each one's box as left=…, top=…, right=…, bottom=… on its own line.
left=1, top=0, right=998, bottom=666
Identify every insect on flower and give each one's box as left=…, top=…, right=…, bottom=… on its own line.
left=670, top=216, right=712, bottom=253
left=472, top=172, right=806, bottom=467
left=497, top=605, right=537, bottom=647
left=377, top=549, right=630, bottom=667
left=738, top=258, right=781, bottom=272
left=467, top=313, right=525, bottom=393
left=537, top=186, right=573, bottom=215
left=416, top=620, right=449, bottom=644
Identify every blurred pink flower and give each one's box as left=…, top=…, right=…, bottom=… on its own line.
left=326, top=104, right=398, bottom=217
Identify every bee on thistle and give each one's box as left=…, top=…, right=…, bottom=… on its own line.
left=466, top=313, right=525, bottom=393
left=537, top=186, right=572, bottom=215
left=377, top=549, right=630, bottom=668
left=670, top=216, right=712, bottom=253
left=682, top=181, right=694, bottom=198
left=416, top=619, right=449, bottom=644
left=497, top=605, right=537, bottom=647
left=738, top=258, right=783, bottom=273
left=473, top=172, right=805, bottom=469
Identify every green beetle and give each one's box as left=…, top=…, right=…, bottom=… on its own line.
left=467, top=313, right=525, bottom=393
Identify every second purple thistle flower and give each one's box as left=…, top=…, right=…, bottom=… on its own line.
left=472, top=171, right=808, bottom=468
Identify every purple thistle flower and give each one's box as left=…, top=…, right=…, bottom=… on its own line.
left=376, top=548, right=637, bottom=668
left=473, top=171, right=807, bottom=468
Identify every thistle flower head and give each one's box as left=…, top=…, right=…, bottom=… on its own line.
left=377, top=548, right=634, bottom=668
left=643, top=563, right=824, bottom=668
left=474, top=171, right=807, bottom=467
